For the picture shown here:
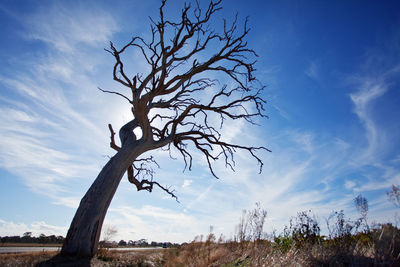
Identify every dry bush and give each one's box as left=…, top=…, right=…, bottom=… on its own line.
left=95, top=249, right=163, bottom=267
left=371, top=223, right=400, bottom=264
left=160, top=233, right=247, bottom=267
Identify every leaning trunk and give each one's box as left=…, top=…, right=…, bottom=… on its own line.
left=60, top=143, right=140, bottom=258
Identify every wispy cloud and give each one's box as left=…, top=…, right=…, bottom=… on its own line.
left=25, top=3, right=117, bottom=53
left=344, top=180, right=356, bottom=190
left=345, top=43, right=400, bottom=193
left=349, top=77, right=387, bottom=162
left=182, top=179, right=193, bottom=188
left=0, top=2, right=120, bottom=205
left=53, top=197, right=81, bottom=209
left=305, top=60, right=320, bottom=81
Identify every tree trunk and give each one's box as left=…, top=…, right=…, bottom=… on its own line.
left=60, top=142, right=141, bottom=258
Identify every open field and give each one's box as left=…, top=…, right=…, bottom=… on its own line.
left=0, top=244, right=162, bottom=254
left=0, top=243, right=62, bottom=247
left=0, top=246, right=60, bottom=254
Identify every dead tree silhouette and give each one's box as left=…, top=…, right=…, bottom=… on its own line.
left=60, top=0, right=269, bottom=258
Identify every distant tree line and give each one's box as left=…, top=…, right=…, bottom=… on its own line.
left=0, top=232, right=65, bottom=244
left=0, top=232, right=182, bottom=248
left=101, top=238, right=180, bottom=248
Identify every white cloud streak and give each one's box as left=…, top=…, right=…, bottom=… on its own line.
left=349, top=78, right=387, bottom=161
left=305, top=61, right=319, bottom=81
left=0, top=2, right=120, bottom=203
left=26, top=3, right=117, bottom=53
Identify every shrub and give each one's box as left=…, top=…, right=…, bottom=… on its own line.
left=273, top=234, right=293, bottom=253
left=290, top=210, right=321, bottom=247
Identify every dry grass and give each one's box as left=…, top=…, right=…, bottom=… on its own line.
left=0, top=251, right=57, bottom=267
left=155, top=221, right=400, bottom=267
left=96, top=248, right=164, bottom=266
left=0, top=249, right=164, bottom=267
left=158, top=237, right=399, bottom=267
left=1, top=234, right=399, bottom=267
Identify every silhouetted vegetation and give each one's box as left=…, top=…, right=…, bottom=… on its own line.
left=0, top=232, right=64, bottom=245
left=157, top=191, right=400, bottom=266
left=99, top=238, right=180, bottom=249
left=159, top=201, right=400, bottom=267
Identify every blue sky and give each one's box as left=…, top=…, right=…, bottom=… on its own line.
left=1, top=0, right=400, bottom=243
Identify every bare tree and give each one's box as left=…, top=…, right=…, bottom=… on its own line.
left=248, top=202, right=267, bottom=242
left=234, top=202, right=267, bottom=243
left=235, top=209, right=249, bottom=243
left=101, top=225, right=118, bottom=246
left=61, top=0, right=268, bottom=258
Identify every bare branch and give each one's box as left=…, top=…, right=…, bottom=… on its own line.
left=102, top=0, right=269, bottom=198
left=126, top=156, right=179, bottom=202
left=98, top=87, right=132, bottom=104
left=108, top=124, right=120, bottom=151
